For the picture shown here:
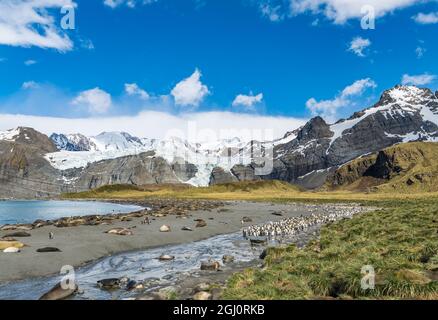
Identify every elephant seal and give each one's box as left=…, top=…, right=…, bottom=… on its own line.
left=39, top=282, right=78, bottom=300
left=3, top=247, right=20, bottom=253
left=195, top=220, right=207, bottom=228
left=159, top=225, right=171, bottom=232
left=105, top=228, right=133, bottom=236
left=181, top=226, right=193, bottom=231
left=36, top=247, right=62, bottom=253
left=158, top=254, right=175, bottom=261
left=0, top=241, right=25, bottom=250
left=3, top=231, right=31, bottom=238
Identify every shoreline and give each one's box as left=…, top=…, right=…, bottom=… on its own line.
left=0, top=200, right=370, bottom=285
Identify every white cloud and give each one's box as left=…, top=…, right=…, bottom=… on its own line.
left=0, top=0, right=75, bottom=51
left=24, top=59, right=37, bottom=66
left=22, top=81, right=40, bottom=89
left=232, top=93, right=264, bottom=109
left=401, top=73, right=437, bottom=86
left=171, top=69, right=210, bottom=108
left=0, top=111, right=307, bottom=142
left=124, top=83, right=150, bottom=100
left=72, top=88, right=112, bottom=114
left=348, top=37, right=371, bottom=57
left=103, top=0, right=156, bottom=8
left=289, top=0, right=425, bottom=24
left=306, top=78, right=377, bottom=122
left=415, top=46, right=426, bottom=58
left=260, top=3, right=285, bottom=22
left=412, top=12, right=438, bottom=24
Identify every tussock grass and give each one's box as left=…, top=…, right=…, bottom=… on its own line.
left=223, top=199, right=438, bottom=300
left=62, top=180, right=438, bottom=203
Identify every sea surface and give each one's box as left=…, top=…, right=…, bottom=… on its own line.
left=0, top=200, right=144, bottom=225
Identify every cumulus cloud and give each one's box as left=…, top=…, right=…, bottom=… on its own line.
left=21, top=81, right=40, bottom=90
left=103, top=0, right=156, bottom=8
left=260, top=2, right=285, bottom=22
left=306, top=78, right=377, bottom=122
left=0, top=0, right=75, bottom=51
left=412, top=12, right=438, bottom=24
left=232, top=93, right=264, bottom=109
left=0, top=111, right=307, bottom=142
left=416, top=46, right=426, bottom=58
left=171, top=69, right=210, bottom=108
left=348, top=37, right=371, bottom=57
left=24, top=59, right=37, bottom=66
left=401, top=73, right=437, bottom=86
left=289, top=0, right=425, bottom=24
left=124, top=83, right=150, bottom=100
left=72, top=88, right=112, bottom=114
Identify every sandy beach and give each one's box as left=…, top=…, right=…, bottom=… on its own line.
left=0, top=200, right=366, bottom=284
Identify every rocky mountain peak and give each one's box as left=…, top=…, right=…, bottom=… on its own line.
left=376, top=85, right=435, bottom=107
left=1, top=127, right=57, bottom=153
left=296, top=116, right=333, bottom=141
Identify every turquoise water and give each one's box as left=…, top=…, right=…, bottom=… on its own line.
left=0, top=200, right=144, bottom=225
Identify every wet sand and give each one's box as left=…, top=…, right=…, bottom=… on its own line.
left=0, top=201, right=360, bottom=283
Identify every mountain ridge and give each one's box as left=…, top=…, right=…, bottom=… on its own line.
left=1, top=84, right=437, bottom=197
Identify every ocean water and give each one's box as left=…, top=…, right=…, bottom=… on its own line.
left=0, top=200, right=144, bottom=225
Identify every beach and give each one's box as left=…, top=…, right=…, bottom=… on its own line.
left=0, top=201, right=365, bottom=284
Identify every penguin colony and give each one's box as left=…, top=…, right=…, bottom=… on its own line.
left=243, top=205, right=367, bottom=239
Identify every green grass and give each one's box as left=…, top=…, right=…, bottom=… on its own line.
left=223, top=199, right=438, bottom=300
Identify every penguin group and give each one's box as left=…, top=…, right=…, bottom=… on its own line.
left=243, top=206, right=365, bottom=240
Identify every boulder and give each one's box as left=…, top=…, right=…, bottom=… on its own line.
left=200, top=260, right=221, bottom=271
left=193, top=291, right=212, bottom=300
left=222, top=255, right=235, bottom=264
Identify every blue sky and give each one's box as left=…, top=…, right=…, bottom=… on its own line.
left=0, top=0, right=438, bottom=138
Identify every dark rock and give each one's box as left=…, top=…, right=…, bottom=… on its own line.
left=97, top=278, right=121, bottom=290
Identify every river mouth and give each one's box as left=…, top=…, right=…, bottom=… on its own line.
left=0, top=200, right=145, bottom=225
left=0, top=225, right=320, bottom=300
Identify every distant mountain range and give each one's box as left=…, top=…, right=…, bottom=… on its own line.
left=0, top=85, right=437, bottom=198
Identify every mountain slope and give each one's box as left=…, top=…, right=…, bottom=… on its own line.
left=0, top=127, right=64, bottom=198
left=326, top=141, right=438, bottom=193
left=228, top=85, right=438, bottom=188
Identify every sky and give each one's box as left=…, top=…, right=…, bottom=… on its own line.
left=0, top=0, right=437, bottom=140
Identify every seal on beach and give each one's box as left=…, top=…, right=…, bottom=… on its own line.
left=0, top=241, right=25, bottom=250
left=39, top=282, right=78, bottom=300
left=195, top=219, right=207, bottom=228
left=2, top=231, right=31, bottom=238
left=3, top=247, right=20, bottom=253
left=159, top=225, right=171, bottom=232
left=105, top=228, right=133, bottom=236
left=36, top=247, right=62, bottom=253
left=158, top=254, right=175, bottom=261
left=181, top=226, right=193, bottom=231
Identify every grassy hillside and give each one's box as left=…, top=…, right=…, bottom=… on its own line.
left=327, top=142, right=438, bottom=193
left=223, top=199, right=438, bottom=299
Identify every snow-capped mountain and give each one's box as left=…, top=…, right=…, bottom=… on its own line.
left=1, top=85, right=437, bottom=197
